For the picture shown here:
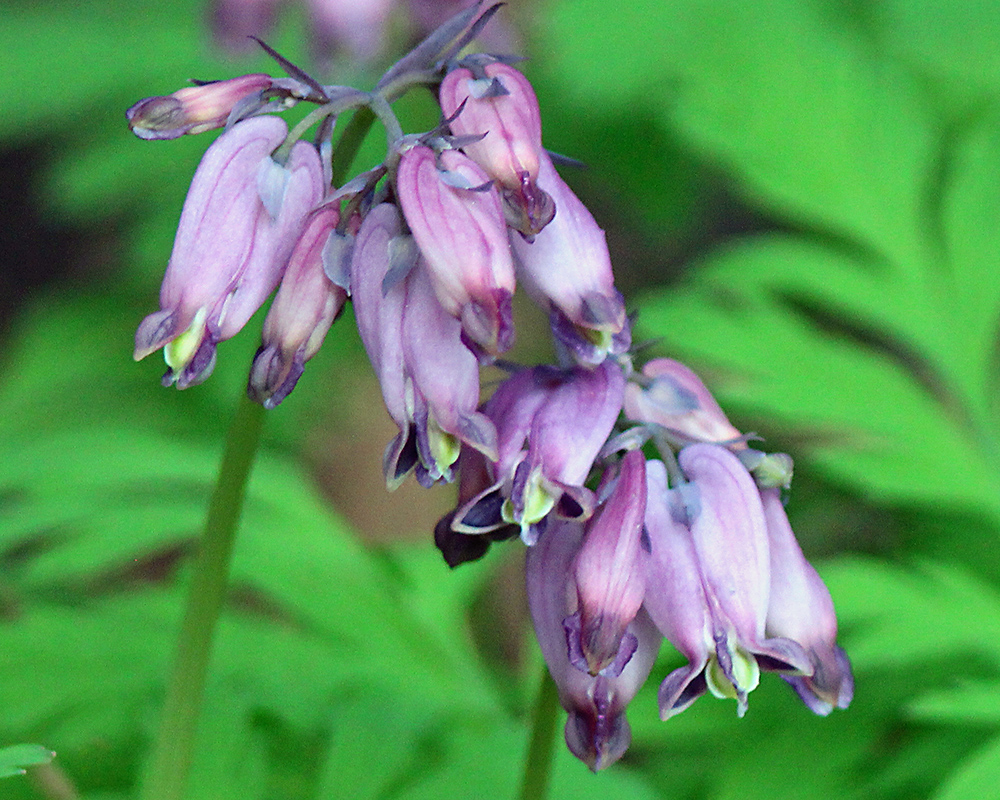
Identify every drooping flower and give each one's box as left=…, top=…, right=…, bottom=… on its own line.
left=248, top=206, right=347, bottom=408
left=643, top=446, right=812, bottom=718
left=350, top=203, right=497, bottom=489
left=439, top=60, right=554, bottom=237
left=526, top=519, right=660, bottom=771
left=396, top=144, right=515, bottom=359
left=624, top=357, right=794, bottom=487
left=447, top=360, right=626, bottom=544
left=641, top=459, right=714, bottom=719
left=510, top=153, right=629, bottom=366
left=624, top=358, right=745, bottom=446
left=402, top=256, right=498, bottom=483
left=134, top=117, right=324, bottom=388
left=569, top=450, right=648, bottom=677
left=761, top=487, right=854, bottom=714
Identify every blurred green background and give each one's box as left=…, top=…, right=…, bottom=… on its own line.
left=4, top=0, right=1000, bottom=797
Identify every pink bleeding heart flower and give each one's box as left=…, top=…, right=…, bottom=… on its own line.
left=439, top=61, right=554, bottom=237
left=510, top=153, right=629, bottom=366
left=396, top=144, right=515, bottom=360
left=248, top=205, right=347, bottom=408
left=134, top=116, right=324, bottom=389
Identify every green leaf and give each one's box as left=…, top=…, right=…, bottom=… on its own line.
left=873, top=0, right=1000, bottom=107
left=823, top=557, right=1000, bottom=670
left=908, top=680, right=1000, bottom=726
left=548, top=0, right=936, bottom=265
left=0, top=744, right=54, bottom=778
left=933, top=733, right=1000, bottom=800
left=0, top=0, right=220, bottom=139
left=638, top=234, right=1000, bottom=517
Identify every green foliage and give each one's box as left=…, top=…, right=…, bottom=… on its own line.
left=4, top=0, right=1000, bottom=798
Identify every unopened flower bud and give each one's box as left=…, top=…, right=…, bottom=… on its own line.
left=739, top=449, right=794, bottom=489
left=625, top=358, right=745, bottom=446
left=569, top=450, right=648, bottom=676
left=248, top=206, right=346, bottom=408
left=396, top=145, right=515, bottom=359
left=440, top=62, right=555, bottom=237
left=126, top=74, right=274, bottom=140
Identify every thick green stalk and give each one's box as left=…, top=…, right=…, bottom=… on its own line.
left=138, top=396, right=265, bottom=800
left=519, top=666, right=560, bottom=800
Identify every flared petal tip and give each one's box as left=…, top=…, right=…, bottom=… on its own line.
left=580, top=290, right=627, bottom=332
left=785, top=645, right=854, bottom=715
left=752, top=635, right=814, bottom=677
left=456, top=411, right=499, bottom=464
left=550, top=305, right=631, bottom=367
left=657, top=662, right=708, bottom=721
left=383, top=425, right=420, bottom=491
left=134, top=309, right=177, bottom=361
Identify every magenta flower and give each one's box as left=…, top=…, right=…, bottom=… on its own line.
left=569, top=450, right=648, bottom=677
left=644, top=445, right=812, bottom=717
left=510, top=154, right=628, bottom=365
left=527, top=520, right=660, bottom=771
left=396, top=144, right=515, bottom=359
left=641, top=459, right=715, bottom=719
left=134, top=117, right=324, bottom=388
left=449, top=360, right=626, bottom=544
left=439, top=61, right=555, bottom=237
left=402, top=258, right=498, bottom=483
left=350, top=203, right=497, bottom=489
left=761, top=487, right=854, bottom=714
left=248, top=206, right=347, bottom=408
left=126, top=74, right=274, bottom=140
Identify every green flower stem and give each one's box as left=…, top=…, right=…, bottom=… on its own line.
left=519, top=666, right=560, bottom=800
left=139, top=106, right=376, bottom=800
left=138, top=396, right=265, bottom=800
left=329, top=105, right=376, bottom=185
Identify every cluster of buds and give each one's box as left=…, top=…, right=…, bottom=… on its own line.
left=129, top=1, right=852, bottom=772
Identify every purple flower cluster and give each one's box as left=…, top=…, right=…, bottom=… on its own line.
left=512, top=359, right=853, bottom=770
left=129, top=2, right=851, bottom=772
